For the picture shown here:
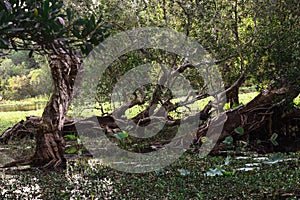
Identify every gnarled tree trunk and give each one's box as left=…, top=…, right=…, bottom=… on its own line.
left=196, top=83, right=300, bottom=153
left=31, top=49, right=81, bottom=168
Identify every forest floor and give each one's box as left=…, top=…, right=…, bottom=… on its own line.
left=0, top=144, right=299, bottom=199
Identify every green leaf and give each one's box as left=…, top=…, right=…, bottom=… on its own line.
left=64, top=134, right=77, bottom=140
left=65, top=146, right=77, bottom=154
left=270, top=133, right=278, bottom=141
left=114, top=131, right=129, bottom=141
left=77, top=138, right=82, bottom=145
left=231, top=103, right=243, bottom=109
left=90, top=14, right=96, bottom=27
left=72, top=28, right=82, bottom=39
left=234, top=126, right=245, bottom=135
left=28, top=50, right=34, bottom=58
left=222, top=136, right=233, bottom=146
left=222, top=170, right=235, bottom=176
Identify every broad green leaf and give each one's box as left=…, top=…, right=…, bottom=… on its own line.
left=222, top=170, right=235, bottom=176
left=77, top=138, right=82, bottom=145
left=231, top=103, right=242, bottom=109
left=114, top=131, right=129, bottom=140
left=222, top=136, right=233, bottom=146
left=65, top=146, right=77, bottom=154
left=234, top=126, right=245, bottom=135
left=64, top=134, right=77, bottom=140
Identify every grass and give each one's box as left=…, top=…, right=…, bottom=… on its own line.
left=0, top=110, right=43, bottom=134
left=239, top=91, right=259, bottom=104
left=0, top=96, right=49, bottom=107
left=0, top=96, right=48, bottom=133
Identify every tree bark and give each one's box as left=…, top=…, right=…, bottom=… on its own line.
left=31, top=49, right=81, bottom=168
left=196, top=85, right=300, bottom=153
left=225, top=85, right=239, bottom=107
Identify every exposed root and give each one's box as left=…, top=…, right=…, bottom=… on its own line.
left=0, top=158, right=33, bottom=169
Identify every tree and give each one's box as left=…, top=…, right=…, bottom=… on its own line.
left=0, top=0, right=108, bottom=168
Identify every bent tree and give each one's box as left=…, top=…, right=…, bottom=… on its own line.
left=0, top=0, right=107, bottom=168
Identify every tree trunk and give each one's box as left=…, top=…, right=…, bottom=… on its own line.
left=196, top=85, right=300, bottom=153
left=225, top=85, right=239, bottom=107
left=31, top=49, right=81, bottom=168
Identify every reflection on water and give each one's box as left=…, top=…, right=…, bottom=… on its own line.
left=0, top=103, right=46, bottom=112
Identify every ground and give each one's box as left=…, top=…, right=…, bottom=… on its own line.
left=0, top=150, right=299, bottom=199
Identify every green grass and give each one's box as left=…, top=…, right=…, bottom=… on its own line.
left=0, top=96, right=49, bottom=107
left=0, top=110, right=43, bottom=134
left=0, top=96, right=48, bottom=133
left=239, top=91, right=259, bottom=104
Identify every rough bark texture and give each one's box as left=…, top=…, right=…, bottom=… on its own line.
left=0, top=116, right=41, bottom=144
left=31, top=49, right=81, bottom=168
left=196, top=86, right=300, bottom=153
left=226, top=85, right=239, bottom=107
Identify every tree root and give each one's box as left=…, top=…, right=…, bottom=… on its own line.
left=195, top=88, right=300, bottom=153
left=0, top=158, right=33, bottom=169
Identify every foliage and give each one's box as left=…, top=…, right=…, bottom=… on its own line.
left=0, top=0, right=109, bottom=56
left=95, top=0, right=299, bottom=106
left=0, top=51, right=51, bottom=100
left=113, top=131, right=129, bottom=147
left=234, top=126, right=245, bottom=135
left=0, top=153, right=299, bottom=199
